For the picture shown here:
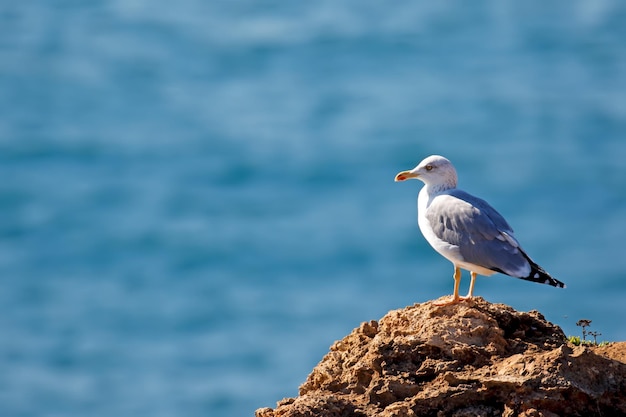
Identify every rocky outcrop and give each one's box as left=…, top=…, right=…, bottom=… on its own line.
left=256, top=297, right=626, bottom=417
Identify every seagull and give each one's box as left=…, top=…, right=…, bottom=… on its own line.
left=394, top=155, right=565, bottom=305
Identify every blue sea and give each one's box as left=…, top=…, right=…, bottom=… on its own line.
left=1, top=2, right=626, bottom=416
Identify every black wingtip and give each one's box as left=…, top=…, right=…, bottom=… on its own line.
left=521, top=259, right=566, bottom=289
left=511, top=249, right=566, bottom=288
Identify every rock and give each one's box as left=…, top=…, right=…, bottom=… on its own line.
left=256, top=297, right=626, bottom=417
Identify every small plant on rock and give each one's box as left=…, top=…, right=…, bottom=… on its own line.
left=568, top=319, right=608, bottom=346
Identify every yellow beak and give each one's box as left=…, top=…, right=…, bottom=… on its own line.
left=394, top=170, right=419, bottom=182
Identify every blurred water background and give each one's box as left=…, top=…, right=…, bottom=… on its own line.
left=1, top=2, right=626, bottom=416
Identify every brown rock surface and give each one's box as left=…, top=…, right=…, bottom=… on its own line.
left=256, top=297, right=626, bottom=417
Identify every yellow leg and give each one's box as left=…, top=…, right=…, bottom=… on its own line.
left=434, top=266, right=462, bottom=306
left=462, top=271, right=477, bottom=300
left=452, top=266, right=461, bottom=301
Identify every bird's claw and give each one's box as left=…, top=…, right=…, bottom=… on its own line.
left=433, top=297, right=463, bottom=306
left=433, top=295, right=474, bottom=306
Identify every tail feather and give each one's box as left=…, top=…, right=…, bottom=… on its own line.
left=518, top=251, right=566, bottom=288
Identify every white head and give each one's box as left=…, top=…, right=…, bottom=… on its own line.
left=394, top=155, right=458, bottom=190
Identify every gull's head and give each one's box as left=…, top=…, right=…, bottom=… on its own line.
left=394, top=155, right=458, bottom=189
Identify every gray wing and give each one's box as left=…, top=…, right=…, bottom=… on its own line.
left=425, top=189, right=531, bottom=277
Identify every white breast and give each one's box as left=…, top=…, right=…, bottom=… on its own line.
left=417, top=187, right=495, bottom=276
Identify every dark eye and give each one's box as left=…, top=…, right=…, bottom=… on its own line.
left=425, top=165, right=433, bottom=171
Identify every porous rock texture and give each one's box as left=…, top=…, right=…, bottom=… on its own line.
left=256, top=297, right=626, bottom=417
